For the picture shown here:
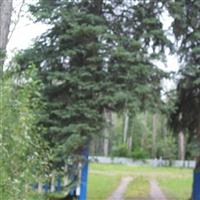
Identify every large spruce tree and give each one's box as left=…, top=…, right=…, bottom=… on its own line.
left=17, top=0, right=170, bottom=168
left=167, top=0, right=200, bottom=169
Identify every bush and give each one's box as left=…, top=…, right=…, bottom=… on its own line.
left=157, top=134, right=177, bottom=160
left=131, top=148, right=148, bottom=160
left=0, top=66, right=48, bottom=200
left=111, top=144, right=130, bottom=157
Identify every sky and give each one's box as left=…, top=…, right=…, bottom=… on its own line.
left=7, top=0, right=47, bottom=56
left=7, top=0, right=180, bottom=92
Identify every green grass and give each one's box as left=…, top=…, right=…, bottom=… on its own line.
left=158, top=177, right=193, bottom=200
left=89, top=163, right=193, bottom=200
left=124, top=176, right=149, bottom=200
left=27, top=192, right=46, bottom=200
left=90, top=163, right=192, bottom=177
left=88, top=174, right=121, bottom=200
left=27, top=163, right=193, bottom=200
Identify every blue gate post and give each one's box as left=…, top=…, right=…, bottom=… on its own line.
left=78, top=148, right=89, bottom=200
left=43, top=183, right=49, bottom=193
left=56, top=176, right=62, bottom=192
left=192, top=171, right=200, bottom=200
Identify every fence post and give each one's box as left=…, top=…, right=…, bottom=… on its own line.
left=78, top=148, right=89, bottom=200
left=51, top=174, right=55, bottom=192
left=38, top=182, right=43, bottom=193
left=44, top=183, right=49, bottom=193
left=192, top=171, right=200, bottom=200
left=56, top=176, right=62, bottom=192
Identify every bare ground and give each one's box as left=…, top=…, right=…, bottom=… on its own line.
left=150, top=180, right=168, bottom=200
left=107, top=176, right=133, bottom=200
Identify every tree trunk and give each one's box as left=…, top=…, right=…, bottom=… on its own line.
left=141, top=111, right=147, bottom=147
left=103, top=129, right=109, bottom=156
left=103, top=109, right=112, bottom=156
left=178, top=129, right=185, bottom=161
left=0, top=0, right=13, bottom=67
left=50, top=174, right=55, bottom=192
left=127, top=136, right=132, bottom=151
left=163, top=117, right=168, bottom=137
left=90, top=138, right=96, bottom=155
left=123, top=110, right=129, bottom=143
left=192, top=110, right=200, bottom=200
left=195, top=156, right=200, bottom=171
left=197, top=109, right=200, bottom=140
left=195, top=109, right=200, bottom=171
left=152, top=113, right=157, bottom=158
left=93, top=0, right=103, bottom=15
left=194, top=109, right=200, bottom=172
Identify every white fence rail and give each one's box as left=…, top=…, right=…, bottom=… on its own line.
left=89, top=156, right=196, bottom=168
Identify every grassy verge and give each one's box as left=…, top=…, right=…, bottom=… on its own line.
left=90, top=163, right=192, bottom=177
left=27, top=192, right=46, bottom=200
left=89, top=163, right=193, bottom=200
left=158, top=177, right=193, bottom=200
left=124, top=176, right=149, bottom=200
left=88, top=174, right=121, bottom=200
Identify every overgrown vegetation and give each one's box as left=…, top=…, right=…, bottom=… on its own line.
left=0, top=66, right=48, bottom=200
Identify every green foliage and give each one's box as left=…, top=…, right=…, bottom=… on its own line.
left=131, top=148, right=148, bottom=160
left=167, top=0, right=200, bottom=139
left=16, top=0, right=170, bottom=168
left=111, top=143, right=148, bottom=160
left=167, top=1, right=200, bottom=173
left=111, top=144, right=130, bottom=158
left=102, top=111, right=179, bottom=160
left=0, top=66, right=48, bottom=200
left=186, top=139, right=200, bottom=159
left=130, top=113, right=152, bottom=155
left=157, top=134, right=177, bottom=160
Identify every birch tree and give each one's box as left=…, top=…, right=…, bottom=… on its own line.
left=0, top=0, right=13, bottom=67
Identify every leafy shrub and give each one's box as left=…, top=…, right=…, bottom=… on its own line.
left=131, top=147, right=148, bottom=160
left=186, top=138, right=200, bottom=160
left=111, top=144, right=130, bottom=157
left=157, top=134, right=177, bottom=160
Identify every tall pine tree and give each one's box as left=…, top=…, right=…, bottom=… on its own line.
left=167, top=0, right=200, bottom=170
left=17, top=0, right=170, bottom=169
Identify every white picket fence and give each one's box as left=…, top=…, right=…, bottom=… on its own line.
left=89, top=156, right=196, bottom=168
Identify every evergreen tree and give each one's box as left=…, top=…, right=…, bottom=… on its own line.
left=16, top=0, right=170, bottom=168
left=167, top=0, right=200, bottom=170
